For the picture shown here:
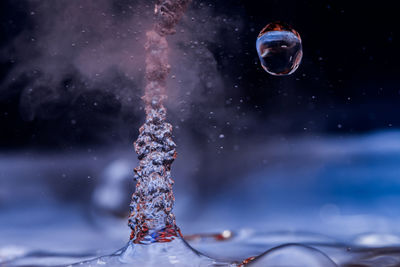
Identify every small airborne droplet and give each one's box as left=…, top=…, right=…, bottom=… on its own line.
left=256, top=22, right=303, bottom=76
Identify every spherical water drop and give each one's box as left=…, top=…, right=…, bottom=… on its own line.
left=256, top=22, right=303, bottom=76
left=246, top=244, right=337, bottom=267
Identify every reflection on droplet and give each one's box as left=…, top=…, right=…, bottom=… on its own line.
left=246, top=244, right=337, bottom=267
left=256, top=22, right=303, bottom=76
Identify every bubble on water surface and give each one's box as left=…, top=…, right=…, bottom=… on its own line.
left=256, top=22, right=303, bottom=76
left=246, top=243, right=337, bottom=267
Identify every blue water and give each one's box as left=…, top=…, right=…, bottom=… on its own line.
left=1, top=130, right=400, bottom=266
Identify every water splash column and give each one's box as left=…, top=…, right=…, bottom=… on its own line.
left=128, top=0, right=191, bottom=244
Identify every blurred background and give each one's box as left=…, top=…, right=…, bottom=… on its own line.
left=1, top=0, right=400, bottom=258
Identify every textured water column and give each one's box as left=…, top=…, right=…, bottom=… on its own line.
left=128, top=0, right=191, bottom=244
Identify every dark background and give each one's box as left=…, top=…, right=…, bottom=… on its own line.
left=1, top=2, right=400, bottom=257
left=0, top=0, right=398, bottom=150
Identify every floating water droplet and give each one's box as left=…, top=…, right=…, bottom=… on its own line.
left=256, top=22, right=303, bottom=76
left=246, top=244, right=337, bottom=267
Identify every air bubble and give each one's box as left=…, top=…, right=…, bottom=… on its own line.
left=246, top=244, right=337, bottom=267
